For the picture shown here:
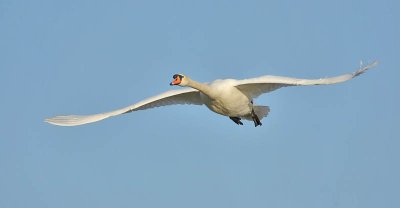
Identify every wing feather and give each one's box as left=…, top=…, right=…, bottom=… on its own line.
left=235, top=61, right=378, bottom=99
left=45, top=88, right=202, bottom=126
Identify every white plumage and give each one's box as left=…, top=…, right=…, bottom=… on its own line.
left=45, top=61, right=378, bottom=127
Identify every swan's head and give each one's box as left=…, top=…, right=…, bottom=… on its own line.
left=170, top=74, right=189, bottom=86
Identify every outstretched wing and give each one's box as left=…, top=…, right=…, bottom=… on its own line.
left=235, top=61, right=378, bottom=99
left=45, top=88, right=203, bottom=126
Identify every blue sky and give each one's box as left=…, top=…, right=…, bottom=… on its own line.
left=1, top=0, right=399, bottom=207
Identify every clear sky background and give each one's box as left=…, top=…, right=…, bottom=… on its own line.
left=1, top=0, right=399, bottom=207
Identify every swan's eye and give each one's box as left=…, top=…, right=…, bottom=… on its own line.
left=173, top=74, right=184, bottom=79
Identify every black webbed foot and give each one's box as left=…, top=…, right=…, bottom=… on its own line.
left=229, top=117, right=243, bottom=125
left=251, top=109, right=262, bottom=127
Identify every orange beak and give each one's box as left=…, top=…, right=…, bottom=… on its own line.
left=170, top=76, right=181, bottom=85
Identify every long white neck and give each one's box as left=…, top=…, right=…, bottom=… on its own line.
left=186, top=78, right=214, bottom=97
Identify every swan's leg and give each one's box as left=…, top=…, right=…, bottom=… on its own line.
left=250, top=100, right=262, bottom=127
left=229, top=117, right=243, bottom=125
left=251, top=109, right=262, bottom=127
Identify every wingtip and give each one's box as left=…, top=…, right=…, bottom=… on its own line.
left=44, top=117, right=64, bottom=126
left=44, top=113, right=112, bottom=127
left=368, top=60, right=379, bottom=68
left=354, top=60, right=379, bottom=77
left=44, top=118, right=53, bottom=124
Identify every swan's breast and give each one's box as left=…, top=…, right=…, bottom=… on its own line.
left=200, top=83, right=252, bottom=117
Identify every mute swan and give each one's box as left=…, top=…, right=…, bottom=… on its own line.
left=45, top=61, right=378, bottom=127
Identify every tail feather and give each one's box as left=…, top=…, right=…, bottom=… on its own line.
left=243, top=106, right=270, bottom=120
left=254, top=105, right=270, bottom=119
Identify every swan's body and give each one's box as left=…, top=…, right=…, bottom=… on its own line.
left=45, top=61, right=378, bottom=127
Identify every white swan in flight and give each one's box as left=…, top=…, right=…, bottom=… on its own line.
left=45, top=61, right=378, bottom=127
